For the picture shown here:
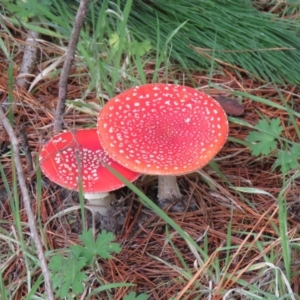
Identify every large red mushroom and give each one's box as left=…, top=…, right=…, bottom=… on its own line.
left=39, top=128, right=140, bottom=215
left=97, top=83, right=228, bottom=207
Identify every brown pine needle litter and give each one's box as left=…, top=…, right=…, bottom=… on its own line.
left=1, top=17, right=300, bottom=300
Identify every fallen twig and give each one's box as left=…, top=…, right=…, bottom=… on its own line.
left=16, top=29, right=40, bottom=89
left=15, top=28, right=39, bottom=173
left=53, top=0, right=90, bottom=133
left=19, top=126, right=34, bottom=174
left=0, top=105, right=54, bottom=300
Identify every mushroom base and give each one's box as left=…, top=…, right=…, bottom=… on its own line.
left=84, top=192, right=113, bottom=216
left=157, top=175, right=182, bottom=203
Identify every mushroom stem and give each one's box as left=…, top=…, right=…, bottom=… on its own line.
left=84, top=192, right=113, bottom=216
left=157, top=175, right=182, bottom=202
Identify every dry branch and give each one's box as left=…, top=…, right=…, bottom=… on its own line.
left=0, top=105, right=54, bottom=300
left=53, top=0, right=90, bottom=133
left=16, top=30, right=39, bottom=89
left=19, top=126, right=33, bottom=173
left=15, top=28, right=40, bottom=172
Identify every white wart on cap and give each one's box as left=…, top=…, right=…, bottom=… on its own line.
left=97, top=83, right=228, bottom=175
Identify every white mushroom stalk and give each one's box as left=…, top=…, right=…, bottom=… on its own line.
left=39, top=129, right=140, bottom=216
left=84, top=192, right=112, bottom=216
left=158, top=175, right=182, bottom=202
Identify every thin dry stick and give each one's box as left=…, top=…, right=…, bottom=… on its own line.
left=0, top=106, right=54, bottom=300
left=19, top=126, right=34, bottom=173
left=15, top=28, right=40, bottom=172
left=53, top=0, right=90, bottom=133
left=16, top=29, right=40, bottom=89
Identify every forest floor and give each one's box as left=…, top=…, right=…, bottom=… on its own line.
left=1, top=11, right=300, bottom=300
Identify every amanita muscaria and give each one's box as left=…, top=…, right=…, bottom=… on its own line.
left=97, top=83, right=228, bottom=207
left=39, top=128, right=140, bottom=215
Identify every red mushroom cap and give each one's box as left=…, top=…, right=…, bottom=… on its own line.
left=97, top=83, right=228, bottom=175
left=39, top=128, right=140, bottom=193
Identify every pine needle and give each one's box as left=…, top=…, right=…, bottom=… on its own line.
left=122, top=0, right=300, bottom=84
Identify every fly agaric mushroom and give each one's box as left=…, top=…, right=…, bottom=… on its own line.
left=39, top=128, right=140, bottom=215
left=97, top=83, right=228, bottom=207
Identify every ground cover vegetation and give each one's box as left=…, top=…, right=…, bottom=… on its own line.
left=1, top=0, right=300, bottom=299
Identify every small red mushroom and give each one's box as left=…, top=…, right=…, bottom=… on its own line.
left=39, top=128, right=140, bottom=215
left=97, top=83, right=228, bottom=206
